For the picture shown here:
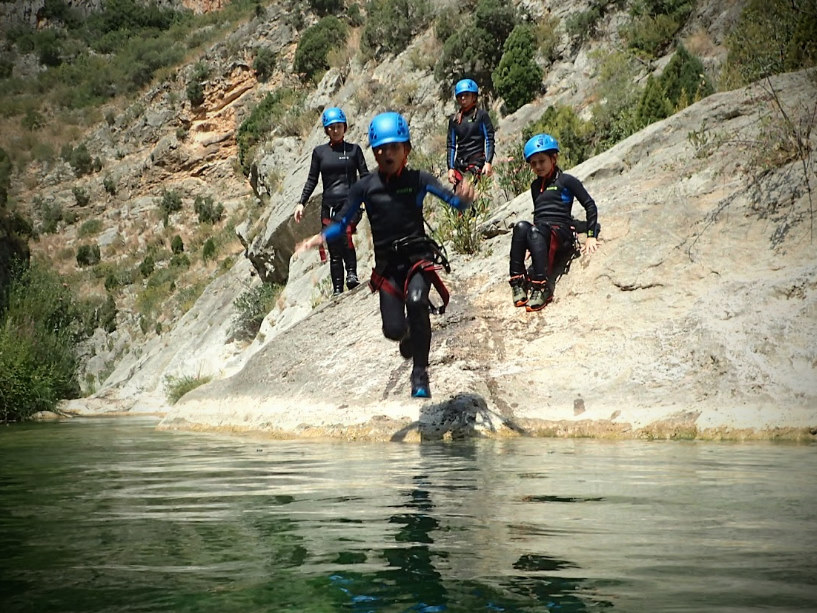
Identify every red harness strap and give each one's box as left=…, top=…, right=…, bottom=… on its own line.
left=369, top=260, right=451, bottom=315
left=547, top=226, right=561, bottom=277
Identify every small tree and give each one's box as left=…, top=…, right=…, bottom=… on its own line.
left=293, top=16, right=347, bottom=82
left=193, top=195, right=224, bottom=224
left=76, top=244, right=101, bottom=267
left=253, top=47, right=277, bottom=82
left=201, top=237, right=216, bottom=262
left=635, top=75, right=672, bottom=128
left=492, top=25, right=542, bottom=113
left=158, top=189, right=182, bottom=226
left=72, top=186, right=90, bottom=207
left=139, top=254, right=155, bottom=278
left=171, top=234, right=184, bottom=254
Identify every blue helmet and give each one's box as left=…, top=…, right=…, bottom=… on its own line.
left=322, top=107, right=347, bottom=127
left=523, top=133, right=559, bottom=161
left=454, top=79, right=479, bottom=96
left=368, top=112, right=410, bottom=148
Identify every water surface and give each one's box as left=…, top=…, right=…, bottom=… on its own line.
left=1, top=418, right=815, bottom=612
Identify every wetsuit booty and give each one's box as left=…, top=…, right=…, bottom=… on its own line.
left=332, top=287, right=343, bottom=297
left=410, top=367, right=431, bottom=398
left=399, top=331, right=412, bottom=359
left=346, top=271, right=360, bottom=290
left=509, top=275, right=528, bottom=307
left=526, top=280, right=552, bottom=312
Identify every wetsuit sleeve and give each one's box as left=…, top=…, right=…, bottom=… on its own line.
left=419, top=170, right=469, bottom=212
left=565, top=175, right=598, bottom=237
left=298, top=148, right=321, bottom=205
left=446, top=116, right=456, bottom=170
left=355, top=145, right=369, bottom=178
left=322, top=183, right=365, bottom=243
left=482, top=111, right=495, bottom=164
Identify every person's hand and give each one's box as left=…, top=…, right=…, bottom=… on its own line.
left=482, top=162, right=493, bottom=177
left=293, top=203, right=304, bottom=223
left=582, top=236, right=598, bottom=255
left=455, top=178, right=475, bottom=205
left=447, top=169, right=457, bottom=185
left=295, top=233, right=323, bottom=255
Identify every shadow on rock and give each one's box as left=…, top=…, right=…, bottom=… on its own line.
left=390, top=393, right=528, bottom=442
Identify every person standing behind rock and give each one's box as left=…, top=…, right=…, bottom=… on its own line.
left=297, top=112, right=475, bottom=399
left=508, top=133, right=599, bottom=312
left=446, top=78, right=495, bottom=187
left=294, top=107, right=369, bottom=296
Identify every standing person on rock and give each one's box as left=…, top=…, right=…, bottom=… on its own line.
left=294, top=106, right=369, bottom=296
left=509, top=134, right=599, bottom=312
left=297, top=112, right=475, bottom=399
left=446, top=79, right=495, bottom=187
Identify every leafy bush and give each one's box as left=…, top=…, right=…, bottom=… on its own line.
left=309, top=0, right=343, bottom=15
left=186, top=80, right=204, bottom=106
left=0, top=260, right=84, bottom=421
left=201, top=237, right=217, bottom=262
left=61, top=143, right=95, bottom=177
left=635, top=75, right=672, bottom=128
left=624, top=0, right=695, bottom=58
left=138, top=254, right=155, bottom=278
left=194, top=195, right=224, bottom=224
left=236, top=88, right=307, bottom=174
left=76, top=244, right=101, bottom=266
left=293, top=15, right=348, bottom=82
left=231, top=282, right=282, bottom=341
left=347, top=3, right=364, bottom=27
left=171, top=234, right=184, bottom=254
left=361, top=0, right=432, bottom=60
left=34, top=197, right=63, bottom=234
left=523, top=104, right=594, bottom=169
left=433, top=0, right=517, bottom=93
left=721, top=0, right=817, bottom=88
left=158, top=189, right=182, bottom=225
left=22, top=109, right=46, bottom=131
left=72, top=186, right=90, bottom=207
left=492, top=25, right=542, bottom=113
left=102, top=174, right=116, bottom=195
left=78, top=218, right=103, bottom=237
left=164, top=373, right=212, bottom=404
left=253, top=46, right=277, bottom=81
left=660, top=43, right=713, bottom=110
left=565, top=3, right=604, bottom=46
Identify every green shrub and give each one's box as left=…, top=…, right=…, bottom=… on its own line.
left=0, top=56, right=12, bottom=79
left=524, top=104, right=594, bottom=169
left=169, top=252, right=190, bottom=268
left=0, top=147, right=11, bottom=207
left=635, top=75, right=672, bottom=128
left=236, top=88, right=306, bottom=174
left=103, top=174, right=116, bottom=195
left=171, top=234, right=184, bottom=254
left=76, top=244, right=101, bottom=266
left=293, top=15, right=348, bottom=82
left=21, top=109, right=46, bottom=131
left=61, top=143, right=94, bottom=177
left=78, top=218, right=103, bottom=238
left=361, top=0, right=431, bottom=60
left=231, top=282, right=282, bottom=341
left=139, top=254, right=155, bottom=278
left=0, top=260, right=84, bottom=421
left=309, top=0, right=343, bottom=16
left=103, top=265, right=135, bottom=290
left=75, top=292, right=117, bottom=335
left=72, top=186, right=90, bottom=207
left=158, top=189, right=182, bottom=225
left=347, top=3, right=364, bottom=27
left=624, top=0, right=694, bottom=58
left=164, top=373, right=212, bottom=405
left=434, top=0, right=517, bottom=93
left=587, top=50, right=641, bottom=153
left=35, top=197, right=63, bottom=234
left=253, top=46, right=277, bottom=81
left=492, top=25, right=542, bottom=113
left=186, top=79, right=204, bottom=106
left=194, top=195, right=224, bottom=224
left=565, top=3, right=603, bottom=46
left=660, top=43, right=713, bottom=110
left=201, top=237, right=216, bottom=262
left=721, top=0, right=817, bottom=88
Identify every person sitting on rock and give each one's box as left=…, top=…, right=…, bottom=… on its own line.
left=298, top=112, right=475, bottom=398
left=294, top=106, right=369, bottom=296
left=446, top=78, right=495, bottom=187
left=509, top=133, right=599, bottom=312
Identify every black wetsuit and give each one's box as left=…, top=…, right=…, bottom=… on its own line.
left=510, top=168, right=598, bottom=285
left=299, top=141, right=369, bottom=292
left=325, top=168, right=468, bottom=369
left=446, top=107, right=495, bottom=176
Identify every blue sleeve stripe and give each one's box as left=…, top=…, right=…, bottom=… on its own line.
left=425, top=182, right=462, bottom=211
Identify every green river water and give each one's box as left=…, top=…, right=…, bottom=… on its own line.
left=1, top=417, right=815, bottom=612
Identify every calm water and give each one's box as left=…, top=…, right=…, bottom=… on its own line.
left=1, top=418, right=815, bottom=612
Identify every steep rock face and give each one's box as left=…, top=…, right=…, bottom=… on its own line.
left=146, top=69, right=817, bottom=441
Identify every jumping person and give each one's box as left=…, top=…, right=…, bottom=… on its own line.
left=294, top=107, right=369, bottom=295
left=298, top=112, right=475, bottom=398
left=509, top=134, right=599, bottom=312
left=446, top=79, right=495, bottom=186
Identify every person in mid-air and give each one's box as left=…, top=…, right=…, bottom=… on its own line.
left=298, top=112, right=475, bottom=398
left=509, top=133, right=599, bottom=312
left=294, top=107, right=368, bottom=295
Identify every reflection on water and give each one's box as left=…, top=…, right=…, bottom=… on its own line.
left=0, top=418, right=815, bottom=612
